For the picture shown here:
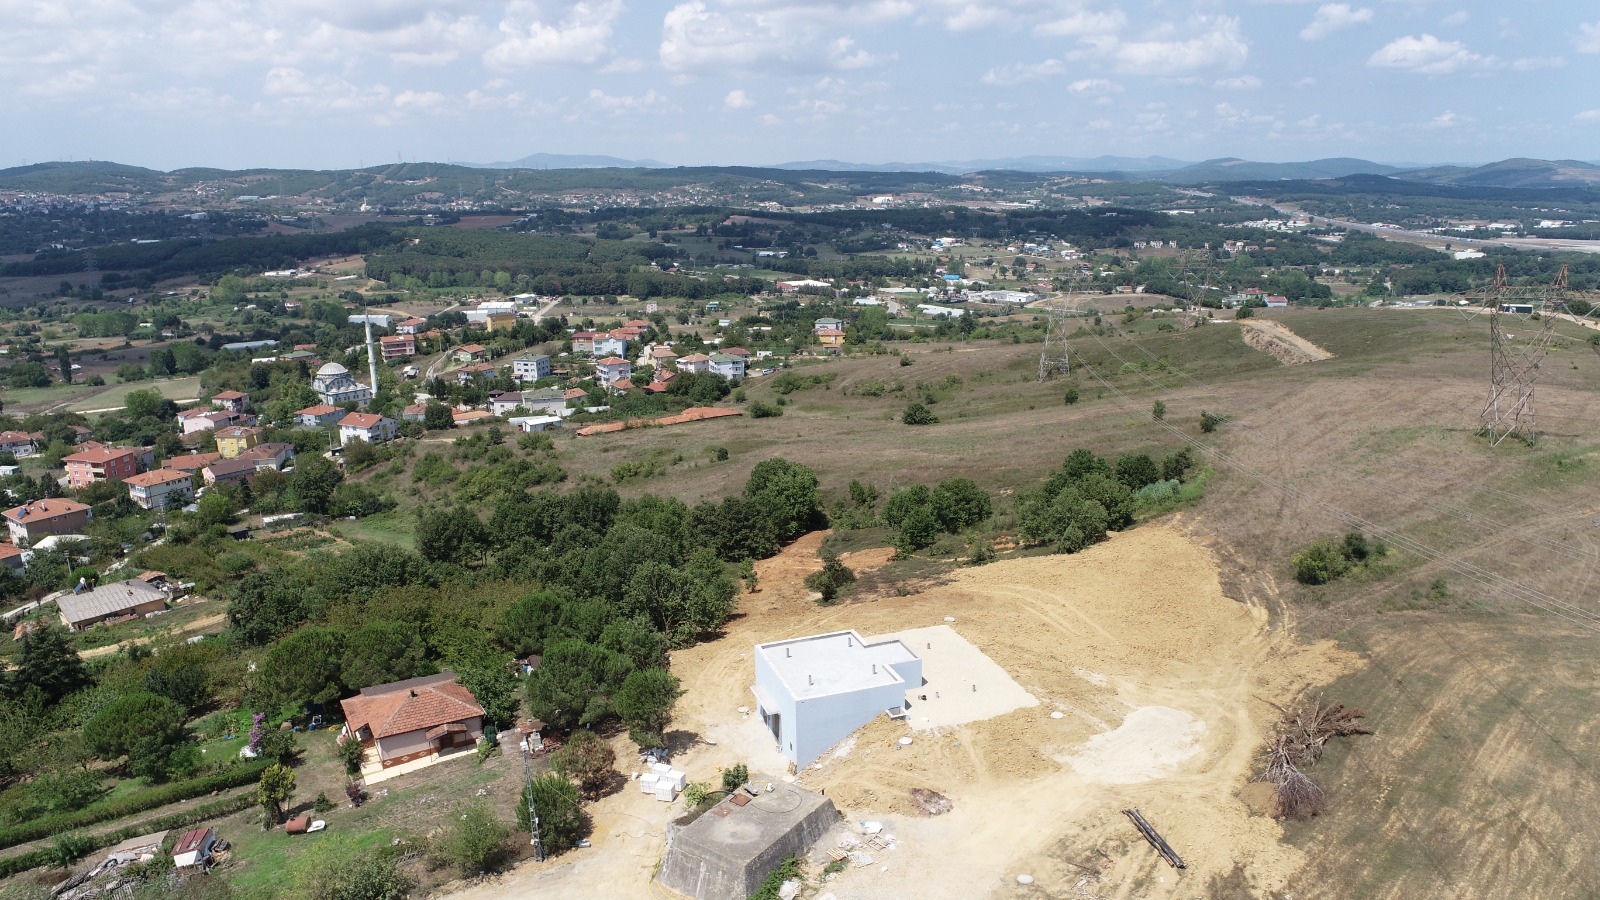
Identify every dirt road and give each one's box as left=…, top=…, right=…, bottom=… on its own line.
left=441, top=526, right=1354, bottom=900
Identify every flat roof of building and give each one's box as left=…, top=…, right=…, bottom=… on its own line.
left=755, top=630, right=916, bottom=700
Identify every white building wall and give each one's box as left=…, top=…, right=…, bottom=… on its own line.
left=754, top=647, right=921, bottom=768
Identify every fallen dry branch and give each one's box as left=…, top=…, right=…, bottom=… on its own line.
left=1252, top=696, right=1370, bottom=819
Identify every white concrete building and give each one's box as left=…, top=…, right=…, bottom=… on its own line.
left=708, top=352, right=746, bottom=380
left=338, top=413, right=397, bottom=447
left=124, top=469, right=195, bottom=511
left=751, top=630, right=922, bottom=768
left=312, top=363, right=373, bottom=409
left=513, top=354, right=552, bottom=382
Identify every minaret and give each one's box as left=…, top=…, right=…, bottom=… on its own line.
left=364, top=316, right=380, bottom=408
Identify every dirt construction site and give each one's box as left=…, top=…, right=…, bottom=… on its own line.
left=447, top=525, right=1355, bottom=900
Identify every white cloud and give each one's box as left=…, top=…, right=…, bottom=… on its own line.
left=659, top=1, right=892, bottom=74
left=484, top=1, right=620, bottom=69
left=1035, top=8, right=1127, bottom=38
left=1301, top=4, right=1374, bottom=42
left=1066, top=78, right=1119, bottom=94
left=979, top=59, right=1065, bottom=86
left=1577, top=22, right=1600, bottom=54
left=1095, top=16, right=1249, bottom=75
left=1428, top=111, right=1458, bottom=128
left=585, top=88, right=670, bottom=114
left=1576, top=109, right=1600, bottom=123
left=724, top=89, right=755, bottom=110
left=260, top=67, right=391, bottom=114
left=1369, top=34, right=1486, bottom=75
left=1214, top=102, right=1275, bottom=128
left=1215, top=75, right=1262, bottom=90
left=1441, top=11, right=1469, bottom=27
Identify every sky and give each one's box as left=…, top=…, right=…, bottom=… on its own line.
left=2, top=0, right=1596, bottom=171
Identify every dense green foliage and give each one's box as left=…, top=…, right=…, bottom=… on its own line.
left=518, top=775, right=585, bottom=854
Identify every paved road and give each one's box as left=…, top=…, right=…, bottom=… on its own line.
left=1242, top=199, right=1600, bottom=256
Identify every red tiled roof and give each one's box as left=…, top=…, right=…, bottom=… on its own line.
left=297, top=404, right=342, bottom=417
left=212, top=390, right=247, bottom=400
left=163, top=452, right=222, bottom=472
left=340, top=673, right=484, bottom=740
left=340, top=413, right=385, bottom=428
left=125, top=469, right=192, bottom=487
left=596, top=356, right=628, bottom=365
left=63, top=446, right=135, bottom=465
left=3, top=499, right=90, bottom=523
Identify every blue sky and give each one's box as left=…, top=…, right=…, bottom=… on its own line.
left=1, top=0, right=1594, bottom=171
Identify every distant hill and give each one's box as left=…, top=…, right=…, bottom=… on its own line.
left=467, top=153, right=666, bottom=169
left=771, top=155, right=1194, bottom=175
left=0, top=160, right=170, bottom=193
left=1158, top=157, right=1403, bottom=183
left=1393, top=158, right=1600, bottom=189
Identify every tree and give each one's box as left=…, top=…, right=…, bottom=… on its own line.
left=416, top=506, right=490, bottom=565
left=894, top=506, right=940, bottom=555
left=742, top=458, right=821, bottom=544
left=341, top=438, right=377, bottom=471
left=929, top=478, right=991, bottom=532
left=1017, top=485, right=1110, bottom=553
left=882, top=485, right=931, bottom=528
left=291, top=454, right=343, bottom=514
left=123, top=388, right=175, bottom=422
left=83, top=692, right=186, bottom=762
left=257, top=763, right=296, bottom=826
left=337, top=735, right=365, bottom=777
left=55, top=346, right=72, bottom=384
left=9, top=624, right=88, bottom=704
left=550, top=730, right=617, bottom=800
left=612, top=668, right=682, bottom=748
left=1161, top=448, right=1194, bottom=482
left=1152, top=399, right=1166, bottom=421
left=1064, top=388, right=1079, bottom=405
left=496, top=590, right=566, bottom=657
left=263, top=626, right=347, bottom=708
left=525, top=640, right=633, bottom=730
left=518, top=775, right=584, bottom=854
left=340, top=621, right=426, bottom=691
left=1114, top=454, right=1161, bottom=492
left=1200, top=410, right=1225, bottom=433
left=902, top=402, right=939, bottom=425
left=435, top=802, right=512, bottom=876
left=423, top=402, right=454, bottom=431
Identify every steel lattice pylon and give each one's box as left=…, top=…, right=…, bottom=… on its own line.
left=1481, top=265, right=1568, bottom=446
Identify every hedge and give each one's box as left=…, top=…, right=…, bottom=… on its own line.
left=0, top=790, right=258, bottom=880
left=0, top=761, right=270, bottom=852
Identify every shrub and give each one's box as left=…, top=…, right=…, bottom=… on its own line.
left=681, top=781, right=711, bottom=808
left=518, top=775, right=585, bottom=854
left=337, top=736, right=365, bottom=776
left=435, top=802, right=512, bottom=876
left=751, top=857, right=801, bottom=900
left=902, top=402, right=938, bottom=425
left=1292, top=539, right=1349, bottom=585
left=550, top=730, right=617, bottom=800
left=1152, top=399, right=1166, bottom=421
left=721, top=763, right=749, bottom=793
left=1200, top=411, right=1226, bottom=433
left=893, top=506, right=940, bottom=555
left=748, top=401, right=783, bottom=418
left=929, top=478, right=992, bottom=532
left=293, top=837, right=415, bottom=900
left=805, top=556, right=857, bottom=603
left=1064, top=388, right=1079, bottom=405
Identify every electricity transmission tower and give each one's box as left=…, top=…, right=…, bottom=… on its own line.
left=1480, top=265, right=1568, bottom=446
left=1037, top=283, right=1076, bottom=381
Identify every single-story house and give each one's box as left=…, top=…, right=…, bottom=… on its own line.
left=171, top=827, right=218, bottom=869
left=454, top=344, right=488, bottom=363
left=401, top=403, right=428, bottom=423
left=489, top=393, right=528, bottom=417
left=339, top=672, right=486, bottom=768
left=752, top=630, right=922, bottom=768
left=57, top=578, right=169, bottom=631
left=0, top=543, right=25, bottom=575
left=0, top=431, right=37, bottom=457
left=451, top=409, right=496, bottom=427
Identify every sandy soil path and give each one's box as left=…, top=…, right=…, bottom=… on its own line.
left=1237, top=319, right=1335, bottom=365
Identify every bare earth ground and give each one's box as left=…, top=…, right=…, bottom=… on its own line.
left=1235, top=319, right=1335, bottom=366
left=441, top=525, right=1354, bottom=899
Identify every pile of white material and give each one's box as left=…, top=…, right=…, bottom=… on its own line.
left=1064, top=706, right=1207, bottom=784
left=638, top=763, right=687, bottom=801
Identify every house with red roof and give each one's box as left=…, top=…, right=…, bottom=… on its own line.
left=62, top=445, right=139, bottom=489
left=210, top=390, right=249, bottom=413
left=339, top=412, right=397, bottom=447
left=339, top=672, right=485, bottom=771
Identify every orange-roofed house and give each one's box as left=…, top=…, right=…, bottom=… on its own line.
left=214, top=426, right=261, bottom=459
left=676, top=353, right=711, bottom=375
left=125, top=468, right=196, bottom=511
left=379, top=334, right=416, bottom=360
left=4, top=499, right=91, bottom=544
left=595, top=357, right=632, bottom=384
left=296, top=404, right=344, bottom=429
left=62, top=446, right=138, bottom=489
left=339, top=412, right=397, bottom=447
left=339, top=672, right=485, bottom=771
left=816, top=327, right=845, bottom=351
left=210, top=390, right=249, bottom=413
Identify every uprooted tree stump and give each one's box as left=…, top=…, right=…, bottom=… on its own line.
left=1253, top=696, right=1371, bottom=820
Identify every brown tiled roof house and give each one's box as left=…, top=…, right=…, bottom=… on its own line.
left=339, top=673, right=485, bottom=768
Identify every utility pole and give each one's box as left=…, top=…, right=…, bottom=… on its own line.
left=519, top=732, right=544, bottom=862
